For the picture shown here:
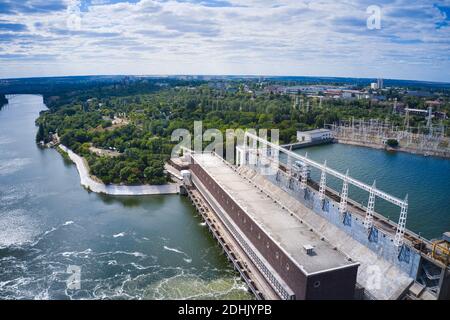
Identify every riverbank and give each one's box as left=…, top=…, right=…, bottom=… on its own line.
left=58, top=145, right=179, bottom=195
left=336, top=138, right=450, bottom=159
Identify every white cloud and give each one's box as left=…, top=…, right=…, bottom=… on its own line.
left=0, top=0, right=449, bottom=81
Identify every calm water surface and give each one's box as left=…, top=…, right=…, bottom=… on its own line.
left=0, top=95, right=251, bottom=300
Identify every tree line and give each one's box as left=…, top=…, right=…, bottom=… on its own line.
left=0, top=94, right=7, bottom=109
left=35, top=79, right=450, bottom=185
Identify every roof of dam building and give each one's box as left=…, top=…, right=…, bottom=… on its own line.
left=192, top=152, right=358, bottom=275
left=298, top=129, right=331, bottom=134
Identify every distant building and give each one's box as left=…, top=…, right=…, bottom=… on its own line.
left=404, top=108, right=429, bottom=116
left=324, top=90, right=343, bottom=99
left=434, top=111, right=448, bottom=120
left=323, top=89, right=369, bottom=100
left=370, top=79, right=383, bottom=90
left=264, top=85, right=283, bottom=94
left=393, top=102, right=406, bottom=113
left=264, top=85, right=345, bottom=96
left=342, top=91, right=353, bottom=99
left=425, top=100, right=442, bottom=108
left=342, top=90, right=366, bottom=99
left=406, top=90, right=433, bottom=98
left=371, top=95, right=387, bottom=102
left=297, top=129, right=333, bottom=143
left=377, top=78, right=384, bottom=89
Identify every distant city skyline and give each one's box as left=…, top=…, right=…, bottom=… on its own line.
left=0, top=0, right=449, bottom=82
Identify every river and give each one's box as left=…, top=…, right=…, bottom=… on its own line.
left=0, top=95, right=251, bottom=300
left=2, top=95, right=449, bottom=300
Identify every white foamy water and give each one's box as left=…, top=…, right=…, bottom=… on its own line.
left=163, top=245, right=187, bottom=255
left=130, top=262, right=153, bottom=270
left=107, top=251, right=147, bottom=258
left=29, top=220, right=77, bottom=247
left=163, top=245, right=193, bottom=264
left=0, top=158, right=32, bottom=176
left=0, top=185, right=28, bottom=206
left=0, top=209, right=41, bottom=248
left=0, top=136, right=13, bottom=145
left=61, top=248, right=93, bottom=258
left=146, top=272, right=250, bottom=300
left=113, top=232, right=126, bottom=238
left=0, top=95, right=253, bottom=300
left=129, top=251, right=146, bottom=258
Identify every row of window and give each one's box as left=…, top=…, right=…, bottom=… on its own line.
left=193, top=166, right=292, bottom=299
left=195, top=166, right=293, bottom=273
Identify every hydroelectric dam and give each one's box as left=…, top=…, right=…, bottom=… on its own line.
left=171, top=132, right=450, bottom=300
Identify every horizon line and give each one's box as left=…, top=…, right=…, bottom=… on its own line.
left=1, top=73, right=450, bottom=85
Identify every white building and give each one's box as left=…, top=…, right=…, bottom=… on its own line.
left=370, top=79, right=383, bottom=90
left=297, top=129, right=333, bottom=143
left=377, top=78, right=384, bottom=89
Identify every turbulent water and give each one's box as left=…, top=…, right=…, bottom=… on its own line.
left=297, top=143, right=450, bottom=240
left=0, top=95, right=252, bottom=300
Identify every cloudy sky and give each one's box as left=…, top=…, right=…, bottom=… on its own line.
left=0, top=0, right=449, bottom=81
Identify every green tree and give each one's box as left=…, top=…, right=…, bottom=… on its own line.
left=386, top=139, right=399, bottom=148
left=36, top=123, right=45, bottom=143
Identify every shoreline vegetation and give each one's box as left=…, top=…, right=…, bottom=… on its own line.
left=56, top=145, right=72, bottom=162
left=58, top=145, right=179, bottom=196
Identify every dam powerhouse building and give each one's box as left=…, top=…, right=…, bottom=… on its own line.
left=171, top=132, right=449, bottom=300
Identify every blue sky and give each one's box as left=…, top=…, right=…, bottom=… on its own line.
left=0, top=0, right=449, bottom=81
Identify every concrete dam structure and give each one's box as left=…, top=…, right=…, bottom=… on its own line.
left=177, top=132, right=450, bottom=300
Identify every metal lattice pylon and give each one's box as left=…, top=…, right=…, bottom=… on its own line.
left=236, top=147, right=241, bottom=166
left=300, top=152, right=308, bottom=190
left=364, top=181, right=376, bottom=229
left=242, top=143, right=247, bottom=165
left=319, top=160, right=327, bottom=201
left=287, top=153, right=292, bottom=176
left=250, top=138, right=257, bottom=165
left=339, top=169, right=349, bottom=214
left=394, top=195, right=409, bottom=247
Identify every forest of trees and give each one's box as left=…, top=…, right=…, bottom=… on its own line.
left=34, top=78, right=450, bottom=185
left=36, top=105, right=172, bottom=185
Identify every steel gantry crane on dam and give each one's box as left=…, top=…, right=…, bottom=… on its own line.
left=237, top=132, right=410, bottom=247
